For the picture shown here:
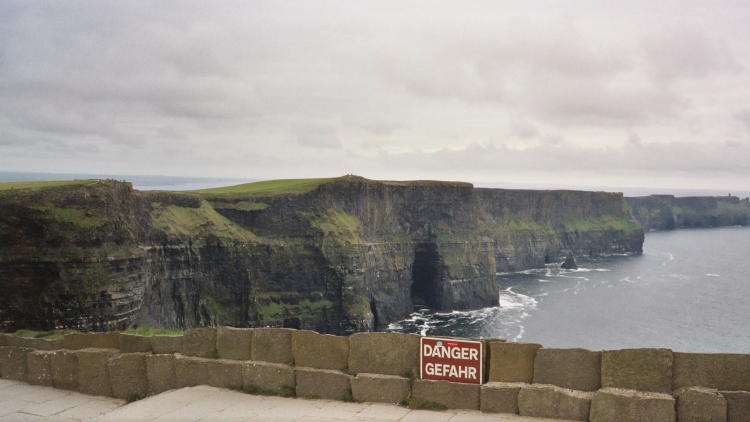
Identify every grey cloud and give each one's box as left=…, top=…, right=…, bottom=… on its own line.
left=737, top=109, right=750, bottom=132
left=1, top=0, right=749, bottom=191
left=641, top=26, right=743, bottom=81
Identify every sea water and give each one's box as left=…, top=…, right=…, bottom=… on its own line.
left=388, top=226, right=750, bottom=353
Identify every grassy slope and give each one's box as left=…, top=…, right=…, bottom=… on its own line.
left=150, top=200, right=260, bottom=242
left=193, top=177, right=336, bottom=197
left=0, top=180, right=97, bottom=191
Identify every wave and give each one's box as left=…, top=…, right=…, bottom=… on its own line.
left=387, top=287, right=538, bottom=340
left=499, top=287, right=538, bottom=310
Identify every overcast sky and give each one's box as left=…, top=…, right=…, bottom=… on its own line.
left=2, top=1, right=749, bottom=190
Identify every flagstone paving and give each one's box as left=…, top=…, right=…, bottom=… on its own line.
left=0, top=379, right=559, bottom=422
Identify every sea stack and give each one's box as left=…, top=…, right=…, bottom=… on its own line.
left=561, top=252, right=578, bottom=270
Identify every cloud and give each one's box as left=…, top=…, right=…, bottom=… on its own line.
left=641, top=26, right=742, bottom=81
left=1, top=0, right=750, bottom=191
left=738, top=109, right=750, bottom=132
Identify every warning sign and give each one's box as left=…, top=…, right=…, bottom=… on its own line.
left=420, top=336, right=482, bottom=384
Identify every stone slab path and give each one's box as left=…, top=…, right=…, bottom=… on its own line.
left=1, top=379, right=559, bottom=422
left=0, top=379, right=122, bottom=421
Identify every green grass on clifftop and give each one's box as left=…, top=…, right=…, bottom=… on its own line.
left=150, top=200, right=260, bottom=242
left=193, top=177, right=335, bottom=197
left=0, top=180, right=96, bottom=191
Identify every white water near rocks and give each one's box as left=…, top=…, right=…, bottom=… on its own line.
left=388, top=226, right=750, bottom=353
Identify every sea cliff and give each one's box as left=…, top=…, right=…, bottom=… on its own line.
left=0, top=176, right=643, bottom=333
left=626, top=195, right=750, bottom=231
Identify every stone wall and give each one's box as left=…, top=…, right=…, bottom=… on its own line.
left=1, top=330, right=748, bottom=422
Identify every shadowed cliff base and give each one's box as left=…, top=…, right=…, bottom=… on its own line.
left=0, top=176, right=644, bottom=334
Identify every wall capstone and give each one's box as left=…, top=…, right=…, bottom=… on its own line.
left=533, top=348, right=601, bottom=391
left=487, top=342, right=541, bottom=383
left=601, top=348, right=673, bottom=393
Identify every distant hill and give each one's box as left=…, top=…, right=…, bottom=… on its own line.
left=626, top=195, right=750, bottom=231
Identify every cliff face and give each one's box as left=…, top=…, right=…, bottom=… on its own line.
left=627, top=195, right=750, bottom=231
left=0, top=177, right=643, bottom=333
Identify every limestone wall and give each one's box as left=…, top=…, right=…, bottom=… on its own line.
left=1, top=329, right=748, bottom=422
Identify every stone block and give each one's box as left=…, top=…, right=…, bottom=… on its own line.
left=590, top=387, right=676, bottom=422
left=50, top=350, right=78, bottom=390
left=674, top=352, right=750, bottom=391
left=252, top=328, right=294, bottom=364
left=0, top=346, right=31, bottom=380
left=518, top=384, right=592, bottom=421
left=174, top=354, right=212, bottom=388
left=412, top=379, right=480, bottom=410
left=242, top=361, right=295, bottom=395
left=487, top=342, right=541, bottom=383
left=63, top=332, right=120, bottom=350
left=119, top=334, right=152, bottom=353
left=533, top=348, right=601, bottom=391
left=601, top=348, right=673, bottom=393
left=63, top=333, right=87, bottom=350
left=150, top=335, right=183, bottom=354
left=351, top=373, right=410, bottom=403
left=75, top=348, right=117, bottom=396
left=295, top=367, right=352, bottom=401
left=477, top=339, right=503, bottom=382
left=676, top=387, right=727, bottom=422
left=146, top=354, right=176, bottom=394
left=348, top=332, right=420, bottom=376
left=108, top=353, right=149, bottom=399
left=216, top=327, right=253, bottom=360
left=722, top=391, right=750, bottom=422
left=27, top=351, right=54, bottom=386
left=205, top=359, right=244, bottom=389
left=182, top=328, right=217, bottom=358
left=7, top=336, right=63, bottom=350
left=292, top=330, right=349, bottom=371
left=480, top=382, right=523, bottom=414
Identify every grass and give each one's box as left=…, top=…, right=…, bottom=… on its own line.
left=193, top=178, right=336, bottom=197
left=309, top=209, right=363, bottom=244
left=211, top=201, right=269, bottom=211
left=257, top=297, right=334, bottom=323
left=562, top=214, right=642, bottom=233
left=399, top=399, right=448, bottom=410
left=150, top=200, right=260, bottom=242
left=341, top=389, right=355, bottom=402
left=232, top=384, right=295, bottom=397
left=30, top=205, right=108, bottom=229
left=126, top=393, right=150, bottom=403
left=0, top=180, right=96, bottom=191
left=13, top=329, right=77, bottom=340
left=402, top=368, right=418, bottom=383
left=123, top=327, right=183, bottom=336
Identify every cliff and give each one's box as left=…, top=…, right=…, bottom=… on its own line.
left=626, top=195, right=750, bottom=231
left=0, top=176, right=643, bottom=334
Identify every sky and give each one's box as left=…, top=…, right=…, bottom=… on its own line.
left=1, top=1, right=750, bottom=191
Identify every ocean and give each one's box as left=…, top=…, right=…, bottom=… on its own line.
left=387, top=226, right=750, bottom=353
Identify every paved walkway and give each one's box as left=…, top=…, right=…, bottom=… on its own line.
left=0, top=379, right=121, bottom=421
left=1, top=379, right=557, bottom=422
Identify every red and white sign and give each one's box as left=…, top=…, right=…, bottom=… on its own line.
left=420, top=336, right=482, bottom=384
